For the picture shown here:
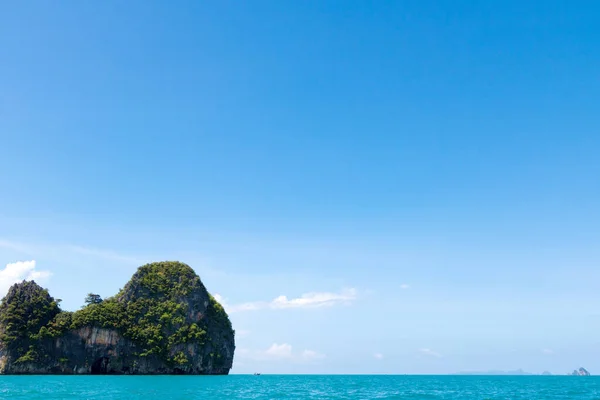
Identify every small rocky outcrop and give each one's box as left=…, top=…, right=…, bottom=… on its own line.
left=569, top=367, right=591, bottom=376
left=0, top=261, right=235, bottom=374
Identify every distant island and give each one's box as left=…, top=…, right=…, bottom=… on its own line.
left=569, top=368, right=591, bottom=376
left=456, top=369, right=534, bottom=376
left=456, top=368, right=592, bottom=376
left=0, top=261, right=235, bottom=375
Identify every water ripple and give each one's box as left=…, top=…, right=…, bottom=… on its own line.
left=0, top=375, right=599, bottom=399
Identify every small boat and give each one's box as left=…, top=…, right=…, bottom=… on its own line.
left=253, top=372, right=261, bottom=376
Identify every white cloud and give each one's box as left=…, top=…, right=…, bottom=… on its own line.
left=238, top=343, right=326, bottom=363
left=265, top=343, right=293, bottom=358
left=419, top=348, right=442, bottom=358
left=213, top=293, right=266, bottom=313
left=302, top=350, right=326, bottom=360
left=542, top=348, right=554, bottom=355
left=0, top=260, right=52, bottom=296
left=229, top=301, right=266, bottom=313
left=218, top=288, right=357, bottom=313
left=213, top=293, right=225, bottom=303
left=400, top=284, right=410, bottom=290
left=271, top=288, right=357, bottom=309
left=374, top=353, right=384, bottom=360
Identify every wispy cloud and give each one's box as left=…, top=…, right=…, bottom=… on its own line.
left=400, top=284, right=410, bottom=290
left=374, top=353, right=384, bottom=360
left=216, top=288, right=357, bottom=313
left=62, top=244, right=143, bottom=264
left=0, top=260, right=52, bottom=296
left=271, top=289, right=357, bottom=309
left=0, top=238, right=143, bottom=265
left=0, top=239, right=30, bottom=253
left=238, top=343, right=326, bottom=363
left=419, top=348, right=442, bottom=358
left=228, top=301, right=265, bottom=313
left=266, top=343, right=293, bottom=358
left=542, top=348, right=554, bottom=355
left=212, top=294, right=226, bottom=304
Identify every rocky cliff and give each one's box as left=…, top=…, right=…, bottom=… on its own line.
left=0, top=261, right=235, bottom=374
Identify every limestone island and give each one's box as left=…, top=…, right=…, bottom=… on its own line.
left=0, top=261, right=235, bottom=375
left=569, top=368, right=591, bottom=376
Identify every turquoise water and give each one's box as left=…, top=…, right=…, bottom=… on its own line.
left=0, top=375, right=599, bottom=399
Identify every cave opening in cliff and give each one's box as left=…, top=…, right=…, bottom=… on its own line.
left=91, top=357, right=110, bottom=374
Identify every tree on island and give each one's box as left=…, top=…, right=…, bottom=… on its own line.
left=84, top=293, right=103, bottom=305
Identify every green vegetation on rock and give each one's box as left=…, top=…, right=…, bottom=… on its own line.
left=0, top=261, right=234, bottom=374
left=66, top=261, right=223, bottom=364
left=84, top=293, right=103, bottom=306
left=0, top=281, right=60, bottom=345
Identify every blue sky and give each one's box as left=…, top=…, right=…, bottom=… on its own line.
left=1, top=0, right=600, bottom=374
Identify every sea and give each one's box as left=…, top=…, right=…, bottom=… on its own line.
left=0, top=375, right=598, bottom=399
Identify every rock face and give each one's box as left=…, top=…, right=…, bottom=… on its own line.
left=0, top=262, right=235, bottom=374
left=569, top=367, right=591, bottom=376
